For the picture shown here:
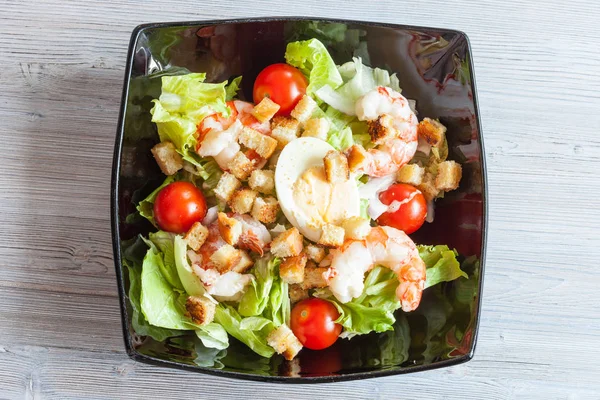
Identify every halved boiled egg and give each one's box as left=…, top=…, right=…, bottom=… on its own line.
left=275, top=137, right=361, bottom=242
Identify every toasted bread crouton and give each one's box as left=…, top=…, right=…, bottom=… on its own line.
left=342, top=217, right=371, bottom=240
left=214, top=172, right=242, bottom=202
left=367, top=114, right=397, bottom=145
left=270, top=227, right=304, bottom=258
left=271, top=116, right=300, bottom=148
left=229, top=188, right=258, bottom=214
left=210, top=244, right=242, bottom=273
left=251, top=196, right=279, bottom=224
left=232, top=249, right=253, bottom=273
left=217, top=212, right=242, bottom=245
left=435, top=160, right=462, bottom=191
left=323, top=150, right=349, bottom=183
left=151, top=141, right=183, bottom=176
left=280, top=253, right=307, bottom=284
left=248, top=169, right=275, bottom=194
left=185, top=296, right=216, bottom=326
left=184, top=222, right=209, bottom=251
left=239, top=126, right=278, bottom=159
left=318, top=224, right=345, bottom=247
left=417, top=172, right=440, bottom=202
left=398, top=164, right=425, bottom=186
left=228, top=151, right=256, bottom=181
left=289, top=284, right=309, bottom=303
left=301, top=117, right=329, bottom=141
left=347, top=144, right=368, bottom=172
left=305, top=244, right=326, bottom=263
left=290, top=95, right=317, bottom=123
left=252, top=97, right=280, bottom=122
left=301, top=266, right=328, bottom=289
left=417, top=118, right=446, bottom=147
left=267, top=324, right=303, bottom=360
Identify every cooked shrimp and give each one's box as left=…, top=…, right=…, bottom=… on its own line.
left=325, top=225, right=425, bottom=312
left=196, top=101, right=271, bottom=169
left=350, top=86, right=418, bottom=177
left=231, top=213, right=272, bottom=255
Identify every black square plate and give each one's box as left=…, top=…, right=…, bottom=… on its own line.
left=111, top=17, right=487, bottom=382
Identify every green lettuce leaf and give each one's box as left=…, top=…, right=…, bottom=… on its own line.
left=173, top=235, right=206, bottom=296
left=418, top=245, right=468, bottom=289
left=327, top=126, right=353, bottom=151
left=195, top=322, right=229, bottom=350
left=285, top=39, right=343, bottom=94
left=139, top=243, right=191, bottom=330
left=146, top=231, right=183, bottom=291
left=238, top=257, right=283, bottom=318
left=214, top=305, right=276, bottom=358
left=225, top=76, right=242, bottom=101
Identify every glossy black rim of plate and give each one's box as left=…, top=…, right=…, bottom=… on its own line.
left=110, top=16, right=488, bottom=383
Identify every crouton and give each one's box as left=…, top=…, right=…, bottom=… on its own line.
left=251, top=196, right=279, bottom=224
left=301, top=266, right=328, bottom=289
left=239, top=126, right=278, bottom=159
left=151, top=141, right=183, bottom=176
left=251, top=97, right=280, bottom=123
left=184, top=222, right=209, bottom=251
left=288, top=284, right=309, bottom=303
left=271, top=116, right=300, bottom=148
left=268, top=150, right=281, bottom=169
left=290, top=95, right=317, bottom=123
left=367, top=114, right=396, bottom=144
left=435, top=160, right=462, bottom=191
left=214, top=172, right=241, bottom=202
left=270, top=227, right=304, bottom=258
left=217, top=212, right=242, bottom=245
left=228, top=152, right=256, bottom=181
left=347, top=144, right=368, bottom=172
left=280, top=253, right=307, bottom=284
left=342, top=217, right=371, bottom=240
left=185, top=296, right=216, bottom=326
left=318, top=224, right=345, bottom=247
left=229, top=188, right=258, bottom=214
left=417, top=172, right=440, bottom=201
left=323, top=150, right=349, bottom=183
left=301, top=118, right=329, bottom=141
left=267, top=324, right=303, bottom=360
left=304, top=244, right=326, bottom=263
left=248, top=169, right=275, bottom=194
left=417, top=118, right=446, bottom=147
left=210, top=244, right=242, bottom=273
left=232, top=249, right=253, bottom=274
left=398, top=164, right=425, bottom=186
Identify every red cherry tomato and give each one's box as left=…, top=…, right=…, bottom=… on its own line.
left=153, top=182, right=207, bottom=233
left=377, top=183, right=427, bottom=234
left=253, top=63, right=308, bottom=116
left=290, top=298, right=342, bottom=350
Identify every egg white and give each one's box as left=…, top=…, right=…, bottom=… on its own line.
left=275, top=137, right=361, bottom=242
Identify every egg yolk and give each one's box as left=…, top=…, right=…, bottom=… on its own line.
left=292, top=166, right=354, bottom=229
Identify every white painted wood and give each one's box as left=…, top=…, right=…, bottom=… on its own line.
left=1, top=0, right=599, bottom=398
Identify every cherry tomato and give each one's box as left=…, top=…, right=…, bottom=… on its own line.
left=290, top=298, right=342, bottom=350
left=377, top=183, right=427, bottom=234
left=153, top=182, right=207, bottom=233
left=253, top=63, right=308, bottom=116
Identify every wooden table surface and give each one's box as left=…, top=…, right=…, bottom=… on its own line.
left=1, top=0, right=599, bottom=398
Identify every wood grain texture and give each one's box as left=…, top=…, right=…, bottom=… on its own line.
left=1, top=0, right=599, bottom=398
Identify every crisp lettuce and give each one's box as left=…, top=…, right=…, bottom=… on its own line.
left=173, top=235, right=206, bottom=296
left=225, top=76, right=242, bottom=101
left=195, top=322, right=229, bottom=350
left=214, top=305, right=276, bottom=358
left=139, top=242, right=191, bottom=330
left=316, top=57, right=402, bottom=116
left=285, top=39, right=343, bottom=95
left=146, top=231, right=183, bottom=291
left=419, top=245, right=468, bottom=289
